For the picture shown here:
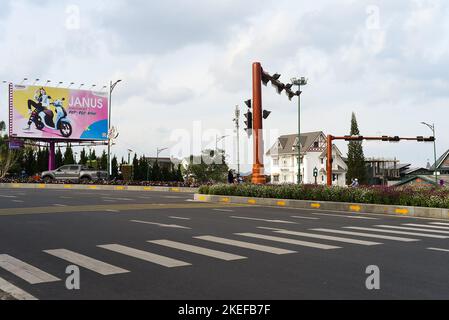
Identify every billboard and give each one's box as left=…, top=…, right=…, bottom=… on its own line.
left=9, top=84, right=109, bottom=141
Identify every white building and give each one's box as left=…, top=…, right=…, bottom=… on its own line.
left=267, top=131, right=348, bottom=186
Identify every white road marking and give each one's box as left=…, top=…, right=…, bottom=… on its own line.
left=59, top=196, right=73, bottom=199
left=231, top=216, right=297, bottom=224
left=163, top=196, right=185, bottom=199
left=428, top=248, right=449, bottom=253
left=311, top=213, right=377, bottom=220
left=44, top=249, right=129, bottom=275
left=131, top=220, right=191, bottom=229
left=235, top=233, right=340, bottom=250
left=291, top=216, right=319, bottom=220
left=258, top=228, right=381, bottom=246
left=0, top=255, right=60, bottom=284
left=375, top=225, right=449, bottom=234
left=0, top=277, right=37, bottom=300
left=102, top=197, right=133, bottom=201
left=98, top=244, right=191, bottom=268
left=312, top=229, right=418, bottom=242
left=403, top=223, right=449, bottom=230
left=346, top=227, right=449, bottom=239
left=12, top=200, right=24, bottom=203
left=149, top=240, right=246, bottom=261
left=169, top=216, right=191, bottom=220
left=430, top=222, right=449, bottom=226
left=106, top=209, right=120, bottom=213
left=53, top=204, right=67, bottom=207
left=213, top=209, right=235, bottom=212
left=103, top=200, right=117, bottom=202
left=0, top=195, right=17, bottom=198
left=195, top=236, right=296, bottom=255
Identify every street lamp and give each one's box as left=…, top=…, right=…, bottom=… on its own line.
left=233, top=105, right=241, bottom=176
left=421, top=122, right=438, bottom=186
left=147, top=147, right=168, bottom=181
left=291, top=77, right=308, bottom=184
left=215, top=135, right=229, bottom=153
left=127, top=149, right=134, bottom=164
left=107, top=80, right=122, bottom=179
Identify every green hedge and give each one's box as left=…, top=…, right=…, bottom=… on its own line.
left=199, top=184, right=449, bottom=209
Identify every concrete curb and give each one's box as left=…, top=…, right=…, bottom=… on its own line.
left=194, top=194, right=449, bottom=220
left=0, top=183, right=198, bottom=193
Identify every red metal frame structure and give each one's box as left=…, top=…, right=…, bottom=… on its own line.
left=326, top=135, right=435, bottom=186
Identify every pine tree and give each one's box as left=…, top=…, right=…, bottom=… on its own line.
left=111, top=156, right=119, bottom=179
left=79, top=148, right=88, bottom=165
left=152, top=161, right=162, bottom=181
left=132, top=154, right=139, bottom=180
left=346, top=112, right=367, bottom=184
left=55, top=148, right=64, bottom=168
left=63, top=146, right=75, bottom=165
left=100, top=150, right=108, bottom=170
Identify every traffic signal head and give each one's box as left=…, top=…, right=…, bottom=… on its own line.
left=261, top=71, right=271, bottom=86
left=245, top=99, right=252, bottom=109
left=272, top=73, right=281, bottom=81
left=244, top=111, right=253, bottom=136
left=263, top=110, right=271, bottom=119
left=271, top=80, right=285, bottom=94
left=418, top=136, right=435, bottom=142
left=286, top=89, right=296, bottom=101
left=389, top=136, right=400, bottom=142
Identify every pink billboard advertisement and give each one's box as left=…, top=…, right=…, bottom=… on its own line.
left=9, top=84, right=109, bottom=141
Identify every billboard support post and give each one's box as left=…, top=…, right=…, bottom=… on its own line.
left=48, top=141, right=56, bottom=171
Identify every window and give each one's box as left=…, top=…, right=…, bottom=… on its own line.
left=321, top=159, right=324, bottom=165
left=273, top=159, right=279, bottom=166
left=314, top=141, right=319, bottom=148
left=273, top=176, right=279, bottom=183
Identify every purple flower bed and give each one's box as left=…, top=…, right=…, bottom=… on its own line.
left=199, top=184, right=449, bottom=209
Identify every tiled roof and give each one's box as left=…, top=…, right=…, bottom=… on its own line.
left=267, top=131, right=324, bottom=156
left=430, top=149, right=449, bottom=170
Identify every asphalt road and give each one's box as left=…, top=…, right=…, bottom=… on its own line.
left=0, top=187, right=449, bottom=300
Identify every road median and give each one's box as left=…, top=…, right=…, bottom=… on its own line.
left=0, top=183, right=198, bottom=193
left=194, top=194, right=449, bottom=220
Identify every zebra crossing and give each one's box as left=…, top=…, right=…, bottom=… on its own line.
left=1, top=219, right=449, bottom=299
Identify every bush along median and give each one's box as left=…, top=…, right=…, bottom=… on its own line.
left=198, top=184, right=449, bottom=209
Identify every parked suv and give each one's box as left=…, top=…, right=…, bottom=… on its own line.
left=41, top=165, right=108, bottom=183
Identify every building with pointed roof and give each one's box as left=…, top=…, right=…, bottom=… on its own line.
left=430, top=149, right=449, bottom=175
left=267, top=131, right=348, bottom=186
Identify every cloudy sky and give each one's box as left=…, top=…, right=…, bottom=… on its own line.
left=1, top=0, right=448, bottom=171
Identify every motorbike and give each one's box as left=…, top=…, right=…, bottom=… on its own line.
left=29, top=97, right=73, bottom=138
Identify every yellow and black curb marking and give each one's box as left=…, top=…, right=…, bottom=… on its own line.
left=194, top=194, right=449, bottom=220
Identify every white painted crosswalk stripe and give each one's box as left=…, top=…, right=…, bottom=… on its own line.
left=258, top=228, right=381, bottom=246
left=231, top=216, right=297, bottom=224
left=131, top=220, right=191, bottom=229
left=0, top=277, right=37, bottom=300
left=345, top=227, right=449, bottom=239
left=428, top=248, right=449, bottom=253
left=235, top=233, right=341, bottom=250
left=98, top=244, right=191, bottom=268
left=375, top=225, right=449, bottom=234
left=0, top=254, right=60, bottom=284
left=195, top=236, right=296, bottom=255
left=44, top=249, right=130, bottom=275
left=291, top=216, right=320, bottom=220
left=430, top=222, right=449, bottom=226
left=149, top=240, right=246, bottom=261
left=403, top=223, right=449, bottom=230
left=312, top=229, right=418, bottom=242
left=311, top=213, right=377, bottom=220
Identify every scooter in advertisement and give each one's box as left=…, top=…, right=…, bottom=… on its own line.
left=29, top=97, right=73, bottom=138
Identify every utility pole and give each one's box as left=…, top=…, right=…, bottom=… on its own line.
left=108, top=80, right=122, bottom=179
left=421, top=122, right=438, bottom=186
left=291, top=77, right=307, bottom=184
left=234, top=105, right=241, bottom=176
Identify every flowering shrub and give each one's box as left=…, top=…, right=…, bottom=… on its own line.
left=198, top=184, right=449, bottom=209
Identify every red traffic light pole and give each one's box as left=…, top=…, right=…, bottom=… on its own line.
left=252, top=62, right=266, bottom=184
left=326, top=135, right=435, bottom=186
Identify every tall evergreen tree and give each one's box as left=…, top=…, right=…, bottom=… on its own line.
left=55, top=148, right=64, bottom=168
left=111, top=156, right=119, bottom=179
left=132, top=154, right=139, bottom=180
left=100, top=150, right=108, bottom=170
left=346, top=112, right=367, bottom=184
left=152, top=161, right=162, bottom=181
left=63, top=146, right=75, bottom=165
left=79, top=148, right=88, bottom=165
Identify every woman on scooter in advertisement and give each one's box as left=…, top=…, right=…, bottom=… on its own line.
left=24, top=88, right=50, bottom=130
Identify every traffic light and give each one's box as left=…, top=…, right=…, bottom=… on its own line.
left=389, top=136, right=400, bottom=142
left=272, top=73, right=281, bottom=81
left=286, top=89, right=296, bottom=101
left=418, top=136, right=435, bottom=142
left=261, top=71, right=271, bottom=86
left=263, top=110, right=271, bottom=119
left=245, top=99, right=252, bottom=109
left=244, top=111, right=253, bottom=137
left=271, top=80, right=285, bottom=94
